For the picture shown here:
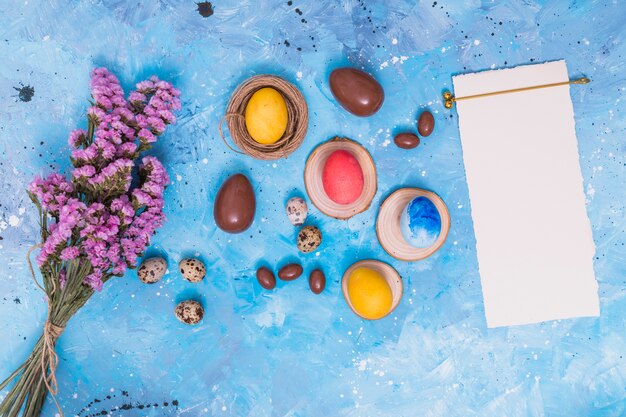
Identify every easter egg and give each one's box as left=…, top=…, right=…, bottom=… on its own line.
left=179, top=258, right=206, bottom=283
left=347, top=267, right=393, bottom=320
left=175, top=300, right=204, bottom=325
left=417, top=111, right=435, bottom=137
left=394, top=132, right=420, bottom=149
left=309, top=269, right=326, bottom=294
left=297, top=225, right=322, bottom=253
left=329, top=68, right=384, bottom=117
left=214, top=173, right=256, bottom=233
left=400, top=196, right=441, bottom=248
left=137, top=257, right=167, bottom=284
left=256, top=267, right=276, bottom=290
left=244, top=87, right=288, bottom=144
left=286, top=197, right=307, bottom=226
left=322, top=150, right=364, bottom=205
left=278, top=263, right=303, bottom=281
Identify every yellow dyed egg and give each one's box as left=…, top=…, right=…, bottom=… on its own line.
left=244, top=88, right=288, bottom=144
left=347, top=267, right=393, bottom=320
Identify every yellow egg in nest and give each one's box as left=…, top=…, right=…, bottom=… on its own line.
left=347, top=267, right=393, bottom=320
left=244, top=87, right=288, bottom=145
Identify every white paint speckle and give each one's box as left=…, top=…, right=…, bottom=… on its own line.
left=391, top=38, right=398, bottom=45
left=202, top=158, right=208, bottom=164
left=8, top=215, right=20, bottom=227
left=296, top=71, right=303, bottom=80
left=176, top=174, right=182, bottom=182
left=474, top=39, right=481, bottom=46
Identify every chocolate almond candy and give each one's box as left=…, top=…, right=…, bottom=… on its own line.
left=417, top=111, right=435, bottom=137
left=278, top=264, right=303, bottom=281
left=394, top=133, right=420, bottom=149
left=309, top=269, right=326, bottom=294
left=214, top=173, right=256, bottom=233
left=256, top=267, right=276, bottom=290
left=329, top=68, right=384, bottom=117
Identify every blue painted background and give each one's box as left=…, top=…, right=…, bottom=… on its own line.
left=1, top=1, right=625, bottom=416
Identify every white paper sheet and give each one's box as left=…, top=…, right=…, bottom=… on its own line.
left=453, top=61, right=600, bottom=328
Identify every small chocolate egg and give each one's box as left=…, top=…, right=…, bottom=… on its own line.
left=175, top=300, right=204, bottom=325
left=417, top=111, right=435, bottom=137
left=214, top=173, right=256, bottom=233
left=278, top=264, right=303, bottom=281
left=137, top=257, right=167, bottom=284
left=179, top=258, right=206, bottom=283
left=256, top=267, right=276, bottom=289
left=286, top=197, right=308, bottom=226
left=394, top=133, right=420, bottom=149
left=309, top=269, right=326, bottom=294
left=297, top=226, right=322, bottom=253
left=329, top=68, right=384, bottom=117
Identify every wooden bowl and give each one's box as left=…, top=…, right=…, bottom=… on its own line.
left=376, top=188, right=450, bottom=261
left=341, top=260, right=403, bottom=320
left=304, top=137, right=377, bottom=220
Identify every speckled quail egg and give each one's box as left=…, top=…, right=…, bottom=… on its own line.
left=297, top=225, right=322, bottom=253
left=175, top=300, right=204, bottom=325
left=179, top=258, right=206, bottom=283
left=286, top=197, right=308, bottom=226
left=137, top=257, right=167, bottom=284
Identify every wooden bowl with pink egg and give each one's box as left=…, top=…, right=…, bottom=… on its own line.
left=304, top=137, right=377, bottom=220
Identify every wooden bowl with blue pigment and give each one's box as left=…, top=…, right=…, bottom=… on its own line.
left=376, top=188, right=450, bottom=261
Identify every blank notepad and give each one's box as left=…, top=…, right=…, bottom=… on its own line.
left=453, top=61, right=600, bottom=328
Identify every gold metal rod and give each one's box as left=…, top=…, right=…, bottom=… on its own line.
left=443, top=77, right=590, bottom=109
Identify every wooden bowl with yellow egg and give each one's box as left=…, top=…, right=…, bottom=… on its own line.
left=342, top=259, right=403, bottom=320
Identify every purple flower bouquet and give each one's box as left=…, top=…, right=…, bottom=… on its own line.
left=0, top=68, right=180, bottom=417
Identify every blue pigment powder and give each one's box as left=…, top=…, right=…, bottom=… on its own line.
left=400, top=196, right=441, bottom=248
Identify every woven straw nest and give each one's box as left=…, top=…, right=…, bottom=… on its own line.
left=219, top=75, right=308, bottom=160
left=376, top=188, right=450, bottom=262
left=341, top=260, right=403, bottom=320
left=304, top=137, right=377, bottom=220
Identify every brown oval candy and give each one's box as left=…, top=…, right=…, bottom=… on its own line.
left=417, top=111, right=435, bottom=137
left=278, top=264, right=303, bottom=281
left=256, top=267, right=276, bottom=290
left=309, top=269, right=326, bottom=294
left=394, top=133, right=420, bottom=149
left=214, top=173, right=256, bottom=234
left=329, top=68, right=384, bottom=117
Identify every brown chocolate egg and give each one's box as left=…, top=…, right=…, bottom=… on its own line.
left=278, top=264, right=303, bottom=281
left=309, top=269, right=326, bottom=294
left=417, top=111, right=435, bottom=137
left=256, top=267, right=276, bottom=290
left=394, top=133, right=420, bottom=149
left=214, top=173, right=256, bottom=233
left=329, top=68, right=384, bottom=117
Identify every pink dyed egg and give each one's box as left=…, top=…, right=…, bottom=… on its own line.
left=322, top=150, right=364, bottom=205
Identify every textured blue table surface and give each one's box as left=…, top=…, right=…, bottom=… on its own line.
left=1, top=1, right=625, bottom=416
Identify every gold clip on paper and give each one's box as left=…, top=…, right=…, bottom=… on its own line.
left=442, top=77, right=590, bottom=109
